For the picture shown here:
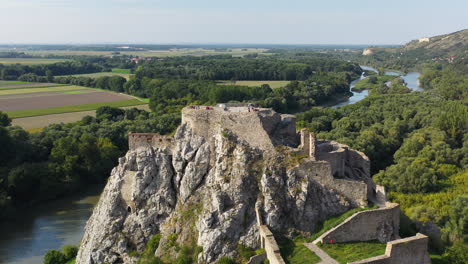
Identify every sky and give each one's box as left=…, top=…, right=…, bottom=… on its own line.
left=0, top=0, right=467, bottom=45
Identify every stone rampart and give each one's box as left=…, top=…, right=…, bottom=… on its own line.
left=315, top=203, right=400, bottom=244
left=292, top=160, right=368, bottom=208
left=181, top=107, right=296, bottom=151
left=316, top=140, right=374, bottom=198
left=349, top=233, right=431, bottom=264
left=258, top=225, right=286, bottom=264
left=128, top=133, right=174, bottom=151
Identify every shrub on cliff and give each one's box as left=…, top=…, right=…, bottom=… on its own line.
left=44, top=250, right=66, bottom=264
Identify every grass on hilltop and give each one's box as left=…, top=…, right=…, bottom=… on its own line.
left=319, top=241, right=387, bottom=264
left=7, top=99, right=146, bottom=118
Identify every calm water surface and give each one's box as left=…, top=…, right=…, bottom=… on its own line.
left=332, top=66, right=422, bottom=108
left=0, top=187, right=102, bottom=264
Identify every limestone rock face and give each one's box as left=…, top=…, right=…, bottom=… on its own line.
left=76, top=113, right=369, bottom=264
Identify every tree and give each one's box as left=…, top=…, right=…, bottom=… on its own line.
left=46, top=70, right=54, bottom=82
left=0, top=111, right=11, bottom=127
left=62, top=245, right=78, bottom=260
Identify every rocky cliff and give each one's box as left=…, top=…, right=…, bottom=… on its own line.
left=76, top=107, right=372, bottom=264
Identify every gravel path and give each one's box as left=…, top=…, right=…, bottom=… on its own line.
left=304, top=243, right=339, bottom=264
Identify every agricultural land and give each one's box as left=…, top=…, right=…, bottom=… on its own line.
left=0, top=81, right=146, bottom=128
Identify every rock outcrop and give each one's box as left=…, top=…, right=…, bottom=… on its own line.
left=76, top=106, right=373, bottom=264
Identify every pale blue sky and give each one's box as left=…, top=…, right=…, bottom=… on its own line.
left=0, top=0, right=466, bottom=44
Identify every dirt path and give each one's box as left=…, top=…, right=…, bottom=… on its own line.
left=304, top=243, right=339, bottom=264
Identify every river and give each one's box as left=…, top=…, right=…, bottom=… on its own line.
left=332, top=66, right=422, bottom=108
left=0, top=187, right=102, bottom=264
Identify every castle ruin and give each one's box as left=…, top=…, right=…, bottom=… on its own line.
left=127, top=105, right=431, bottom=264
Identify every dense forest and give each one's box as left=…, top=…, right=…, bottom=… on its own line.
left=134, top=55, right=361, bottom=80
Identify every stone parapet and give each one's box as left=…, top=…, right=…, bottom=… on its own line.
left=258, top=225, right=286, bottom=264
left=349, top=233, right=431, bottom=264
left=315, top=203, right=400, bottom=244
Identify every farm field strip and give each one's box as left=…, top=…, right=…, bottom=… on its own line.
left=0, top=81, right=29, bottom=85
left=217, top=80, right=291, bottom=89
left=12, top=104, right=150, bottom=129
left=0, top=86, right=91, bottom=95
left=6, top=99, right=146, bottom=118
left=0, top=83, right=65, bottom=90
left=0, top=58, right=67, bottom=64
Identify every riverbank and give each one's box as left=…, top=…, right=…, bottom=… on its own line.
left=0, top=185, right=102, bottom=264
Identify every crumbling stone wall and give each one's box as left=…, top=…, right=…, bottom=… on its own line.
left=316, top=203, right=400, bottom=244
left=181, top=107, right=297, bottom=151
left=349, top=233, right=431, bottom=264
left=292, top=160, right=368, bottom=208
left=128, top=133, right=174, bottom=150
left=316, top=140, right=375, bottom=199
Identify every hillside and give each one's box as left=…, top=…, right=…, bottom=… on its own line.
left=403, top=29, right=468, bottom=53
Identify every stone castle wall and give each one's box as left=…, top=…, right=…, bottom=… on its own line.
left=292, top=160, right=368, bottom=208
left=350, top=233, right=431, bottom=264
left=128, top=133, right=174, bottom=150
left=258, top=225, right=286, bottom=264
left=181, top=107, right=297, bottom=151
left=316, top=203, right=400, bottom=244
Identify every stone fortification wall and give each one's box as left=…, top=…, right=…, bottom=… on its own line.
left=128, top=133, right=174, bottom=151
left=292, top=160, right=368, bottom=208
left=349, top=233, right=431, bottom=264
left=181, top=107, right=296, bottom=151
left=298, top=129, right=317, bottom=160
left=316, top=203, right=400, bottom=244
left=316, top=140, right=370, bottom=179
left=316, top=140, right=375, bottom=198
left=258, top=225, right=286, bottom=264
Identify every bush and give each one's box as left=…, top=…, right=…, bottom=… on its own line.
left=444, top=242, right=468, bottom=264
left=44, top=250, right=67, bottom=264
left=62, top=245, right=78, bottom=260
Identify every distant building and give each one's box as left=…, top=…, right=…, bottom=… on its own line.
left=418, top=37, right=430, bottom=43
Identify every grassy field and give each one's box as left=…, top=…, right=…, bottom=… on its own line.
left=6, top=99, right=146, bottom=118
left=0, top=81, right=29, bottom=85
left=217, top=80, right=291, bottom=89
left=319, top=241, right=387, bottom=264
left=112, top=68, right=132, bottom=74
left=0, top=58, right=67, bottom=64
left=279, top=238, right=321, bottom=264
left=0, top=85, right=90, bottom=95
